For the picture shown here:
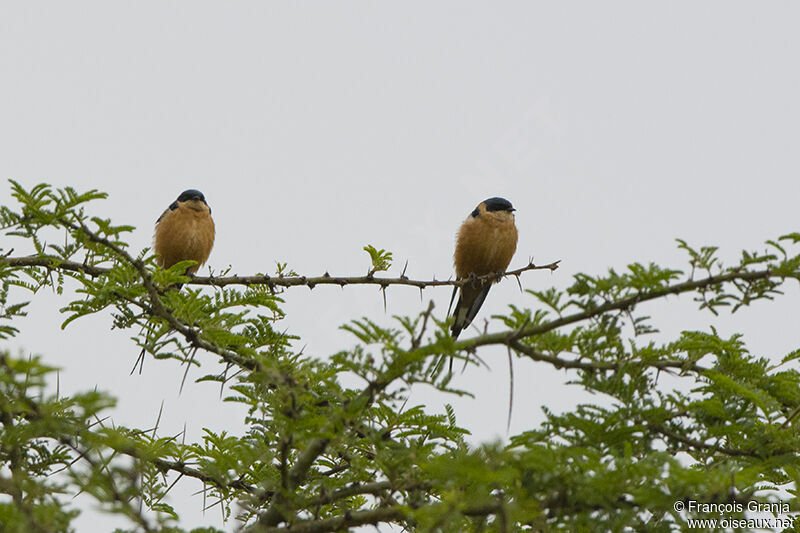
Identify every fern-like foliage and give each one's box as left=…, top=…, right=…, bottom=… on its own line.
left=1, top=180, right=800, bottom=532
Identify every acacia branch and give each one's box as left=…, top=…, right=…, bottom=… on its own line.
left=113, top=443, right=261, bottom=496
left=2, top=254, right=560, bottom=289
left=258, top=438, right=332, bottom=526
left=648, top=423, right=761, bottom=458
left=194, top=260, right=560, bottom=289
left=3, top=255, right=108, bottom=277
left=257, top=505, right=407, bottom=533
left=257, top=339, right=427, bottom=526
left=60, top=439, right=156, bottom=533
left=451, top=267, right=797, bottom=352
left=308, top=479, right=432, bottom=508
left=0, top=354, right=263, bottom=508
left=52, top=221, right=272, bottom=376
left=252, top=500, right=502, bottom=533
left=26, top=415, right=261, bottom=500
left=508, top=340, right=709, bottom=373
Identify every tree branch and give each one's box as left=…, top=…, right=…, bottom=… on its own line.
left=256, top=344, right=429, bottom=526
left=52, top=221, right=276, bottom=376
left=301, top=478, right=432, bottom=510
left=252, top=500, right=502, bottom=533
left=2, top=254, right=560, bottom=290
left=60, top=439, right=156, bottom=533
left=453, top=267, right=797, bottom=351
left=256, top=505, right=407, bottom=533
left=113, top=443, right=261, bottom=496
left=508, top=340, right=708, bottom=373
left=648, top=423, right=771, bottom=458
left=4, top=254, right=108, bottom=276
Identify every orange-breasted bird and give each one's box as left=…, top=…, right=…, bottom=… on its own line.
left=449, top=197, right=518, bottom=340
left=153, top=189, right=215, bottom=275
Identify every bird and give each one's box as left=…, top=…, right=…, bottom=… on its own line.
left=153, top=189, right=215, bottom=275
left=449, top=197, right=518, bottom=340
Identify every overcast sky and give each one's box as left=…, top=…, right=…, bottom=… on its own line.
left=3, top=2, right=800, bottom=531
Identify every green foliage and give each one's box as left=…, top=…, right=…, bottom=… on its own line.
left=363, top=244, right=393, bottom=273
left=1, top=180, right=800, bottom=532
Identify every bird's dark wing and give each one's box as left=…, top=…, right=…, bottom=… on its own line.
left=450, top=283, right=491, bottom=340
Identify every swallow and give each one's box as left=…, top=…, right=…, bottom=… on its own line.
left=449, top=197, right=518, bottom=340
left=153, top=189, right=215, bottom=275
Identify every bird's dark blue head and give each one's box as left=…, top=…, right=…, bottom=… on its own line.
left=471, top=197, right=514, bottom=217
left=177, top=189, right=207, bottom=204
left=168, top=189, right=210, bottom=214
left=484, top=197, right=514, bottom=212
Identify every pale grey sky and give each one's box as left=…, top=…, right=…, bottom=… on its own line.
left=2, top=2, right=800, bottom=531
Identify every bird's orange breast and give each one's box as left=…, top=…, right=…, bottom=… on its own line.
left=154, top=203, right=215, bottom=274
left=454, top=215, right=518, bottom=279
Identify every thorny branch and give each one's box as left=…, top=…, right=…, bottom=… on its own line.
left=12, top=220, right=401, bottom=529
left=647, top=423, right=771, bottom=458
left=309, top=479, right=431, bottom=508
left=508, top=340, right=709, bottom=374
left=52, top=220, right=291, bottom=380
left=2, top=254, right=560, bottom=290
left=0, top=355, right=263, bottom=511
left=61, top=440, right=157, bottom=533
left=255, top=316, right=445, bottom=527
left=250, top=500, right=504, bottom=533
left=454, top=267, right=800, bottom=351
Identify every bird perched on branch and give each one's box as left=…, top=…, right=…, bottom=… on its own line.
left=449, top=197, right=518, bottom=340
left=154, top=189, right=215, bottom=275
